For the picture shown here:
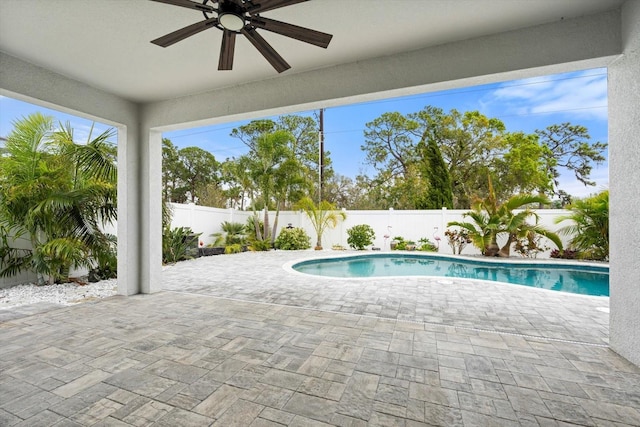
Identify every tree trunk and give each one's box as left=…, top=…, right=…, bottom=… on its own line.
left=271, top=201, right=280, bottom=246
left=498, top=233, right=516, bottom=257
left=252, top=213, right=262, bottom=241
left=484, top=237, right=500, bottom=257
left=263, top=206, right=270, bottom=242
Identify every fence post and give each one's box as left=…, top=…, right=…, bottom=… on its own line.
left=188, top=202, right=195, bottom=230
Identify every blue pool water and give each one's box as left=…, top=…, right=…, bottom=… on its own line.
left=292, top=254, right=609, bottom=296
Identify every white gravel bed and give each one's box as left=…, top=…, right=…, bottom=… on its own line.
left=0, top=279, right=118, bottom=310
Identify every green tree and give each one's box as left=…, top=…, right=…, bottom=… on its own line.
left=556, top=190, right=608, bottom=260
left=434, top=109, right=506, bottom=208
left=536, top=123, right=607, bottom=197
left=231, top=114, right=331, bottom=206
left=162, top=138, right=182, bottom=202
left=362, top=111, right=440, bottom=209
left=241, top=130, right=299, bottom=246
left=0, top=113, right=117, bottom=283
left=177, top=146, right=220, bottom=204
left=361, top=107, right=508, bottom=209
left=296, top=197, right=346, bottom=250
left=417, top=137, right=453, bottom=209
left=221, top=157, right=254, bottom=210
left=362, top=112, right=419, bottom=179
left=492, top=132, right=553, bottom=200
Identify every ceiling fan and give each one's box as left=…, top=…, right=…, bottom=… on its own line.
left=150, top=0, right=333, bottom=73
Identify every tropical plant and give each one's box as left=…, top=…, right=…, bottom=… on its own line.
left=448, top=210, right=500, bottom=255
left=514, top=232, right=549, bottom=258
left=550, top=249, right=579, bottom=259
left=162, top=226, right=200, bottom=264
left=274, top=227, right=311, bottom=250
left=0, top=113, right=117, bottom=283
left=224, top=244, right=243, bottom=254
left=555, top=190, right=608, bottom=260
left=88, top=234, right=117, bottom=282
left=245, top=214, right=271, bottom=251
left=444, top=228, right=472, bottom=254
left=241, top=130, right=302, bottom=247
left=347, top=224, right=375, bottom=250
left=390, top=236, right=418, bottom=251
left=296, top=197, right=346, bottom=250
left=417, top=238, right=438, bottom=252
left=448, top=177, right=562, bottom=257
left=211, top=221, right=246, bottom=247
left=494, top=194, right=562, bottom=257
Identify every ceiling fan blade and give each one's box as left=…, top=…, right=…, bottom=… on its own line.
left=218, top=30, right=236, bottom=70
left=149, top=0, right=215, bottom=13
left=248, top=0, right=308, bottom=14
left=242, top=27, right=290, bottom=73
left=151, top=17, right=218, bottom=47
left=250, top=16, right=332, bottom=48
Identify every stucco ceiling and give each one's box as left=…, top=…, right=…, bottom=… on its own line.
left=0, top=0, right=625, bottom=103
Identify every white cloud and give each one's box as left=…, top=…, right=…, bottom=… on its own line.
left=487, top=70, right=608, bottom=120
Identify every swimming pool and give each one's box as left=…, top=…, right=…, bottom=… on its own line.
left=291, top=254, right=609, bottom=297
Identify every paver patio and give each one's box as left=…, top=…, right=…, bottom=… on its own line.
left=1, top=251, right=639, bottom=426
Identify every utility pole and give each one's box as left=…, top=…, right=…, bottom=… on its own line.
left=319, top=108, right=325, bottom=204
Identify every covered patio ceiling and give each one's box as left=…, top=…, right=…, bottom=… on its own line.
left=0, top=0, right=626, bottom=103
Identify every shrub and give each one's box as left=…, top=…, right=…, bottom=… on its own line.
left=248, top=238, right=271, bottom=252
left=514, top=232, right=549, bottom=258
left=163, top=227, right=200, bottom=264
left=550, top=249, right=578, bottom=259
left=211, top=221, right=246, bottom=247
left=224, top=244, right=243, bottom=254
left=274, top=227, right=311, bottom=250
left=444, top=228, right=472, bottom=254
left=417, top=238, right=438, bottom=252
left=391, top=236, right=409, bottom=250
left=88, top=234, right=117, bottom=282
left=347, top=224, right=375, bottom=250
left=556, top=190, right=608, bottom=261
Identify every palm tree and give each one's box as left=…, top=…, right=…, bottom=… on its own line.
left=555, top=190, right=608, bottom=260
left=495, top=194, right=563, bottom=257
left=0, top=113, right=117, bottom=283
left=448, top=176, right=562, bottom=257
left=296, top=197, right=346, bottom=250
left=448, top=210, right=500, bottom=256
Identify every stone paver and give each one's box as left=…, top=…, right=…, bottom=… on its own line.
left=1, top=250, right=638, bottom=426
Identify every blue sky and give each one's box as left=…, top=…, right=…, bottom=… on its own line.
left=0, top=68, right=608, bottom=198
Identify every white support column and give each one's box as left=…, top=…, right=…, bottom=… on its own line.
left=140, top=128, right=163, bottom=294
left=117, top=124, right=141, bottom=295
left=609, top=0, right=640, bottom=366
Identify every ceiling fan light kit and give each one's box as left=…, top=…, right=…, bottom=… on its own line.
left=150, top=0, right=333, bottom=73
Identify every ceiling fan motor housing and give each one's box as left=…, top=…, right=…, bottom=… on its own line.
left=218, top=1, right=246, bottom=32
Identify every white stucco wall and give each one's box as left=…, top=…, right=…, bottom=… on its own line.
left=608, top=0, right=640, bottom=367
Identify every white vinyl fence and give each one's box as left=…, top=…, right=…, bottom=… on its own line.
left=170, top=203, right=571, bottom=256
